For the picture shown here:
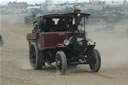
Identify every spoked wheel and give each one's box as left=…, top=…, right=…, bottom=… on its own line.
left=29, top=42, right=44, bottom=69
left=56, top=51, right=67, bottom=75
left=88, top=49, right=101, bottom=72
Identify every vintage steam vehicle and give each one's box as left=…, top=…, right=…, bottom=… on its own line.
left=26, top=9, right=101, bottom=74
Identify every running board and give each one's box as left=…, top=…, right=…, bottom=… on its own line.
left=70, top=62, right=88, bottom=65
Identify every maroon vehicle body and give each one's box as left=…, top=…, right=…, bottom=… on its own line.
left=27, top=32, right=73, bottom=50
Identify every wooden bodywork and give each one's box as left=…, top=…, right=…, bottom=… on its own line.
left=27, top=32, right=73, bottom=50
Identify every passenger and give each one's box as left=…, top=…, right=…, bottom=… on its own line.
left=51, top=21, right=55, bottom=26
left=49, top=21, right=56, bottom=32
left=58, top=18, right=66, bottom=31
left=46, top=18, right=54, bottom=32
left=58, top=18, right=64, bottom=26
left=40, top=18, right=47, bottom=32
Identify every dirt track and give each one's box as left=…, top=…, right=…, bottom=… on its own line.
left=0, top=14, right=128, bottom=85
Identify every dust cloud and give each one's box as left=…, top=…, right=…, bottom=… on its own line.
left=0, top=14, right=128, bottom=85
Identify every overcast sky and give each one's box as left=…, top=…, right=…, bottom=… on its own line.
left=0, top=0, right=124, bottom=5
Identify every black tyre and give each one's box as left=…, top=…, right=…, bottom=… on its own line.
left=88, top=49, right=101, bottom=72
left=29, top=42, right=44, bottom=69
left=0, top=40, right=4, bottom=47
left=56, top=51, right=67, bottom=75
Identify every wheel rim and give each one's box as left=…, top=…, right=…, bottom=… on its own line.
left=30, top=46, right=36, bottom=67
left=88, top=51, right=97, bottom=71
left=89, top=56, right=96, bottom=70
left=55, top=51, right=67, bottom=75
left=88, top=49, right=101, bottom=72
left=56, top=54, right=62, bottom=71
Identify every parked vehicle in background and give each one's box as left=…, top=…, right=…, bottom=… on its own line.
left=24, top=8, right=43, bottom=24
left=0, top=35, right=4, bottom=47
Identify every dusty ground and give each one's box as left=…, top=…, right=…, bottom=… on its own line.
left=0, top=14, right=128, bottom=85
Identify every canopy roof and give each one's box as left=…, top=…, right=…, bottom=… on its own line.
left=38, top=12, right=91, bottom=18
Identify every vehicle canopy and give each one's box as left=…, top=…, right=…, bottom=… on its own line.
left=35, top=9, right=91, bottom=32
left=38, top=9, right=90, bottom=19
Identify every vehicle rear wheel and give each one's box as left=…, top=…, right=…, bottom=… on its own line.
left=56, top=51, right=67, bottom=75
left=88, top=49, right=101, bottom=72
left=29, top=42, right=44, bottom=69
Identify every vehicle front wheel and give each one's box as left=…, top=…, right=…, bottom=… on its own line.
left=29, top=42, right=44, bottom=69
left=56, top=51, right=67, bottom=75
left=88, top=49, right=101, bottom=72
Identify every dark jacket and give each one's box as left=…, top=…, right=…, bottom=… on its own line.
left=40, top=23, right=46, bottom=32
